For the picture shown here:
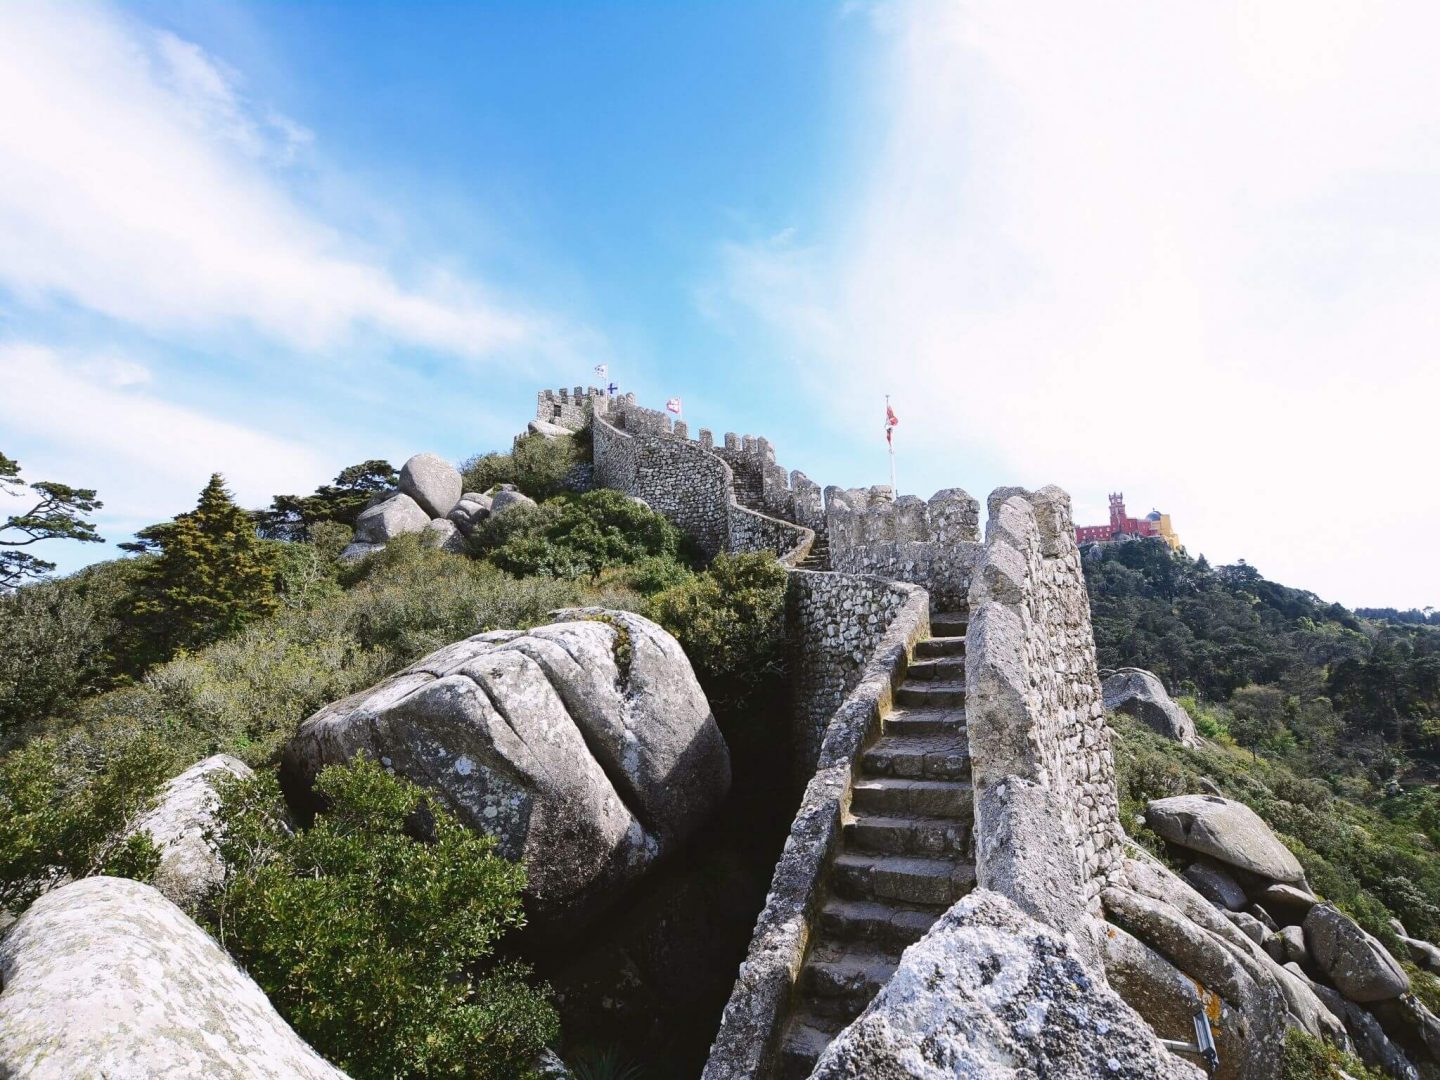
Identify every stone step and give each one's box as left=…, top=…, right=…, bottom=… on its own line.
left=777, top=1012, right=844, bottom=1080
left=930, top=611, right=969, bottom=637
left=845, top=813, right=969, bottom=857
left=861, top=733, right=971, bottom=781
left=816, top=897, right=943, bottom=949
left=851, top=777, right=971, bottom=819
left=832, top=850, right=976, bottom=906
left=906, top=656, right=966, bottom=681
left=884, top=707, right=965, bottom=736
left=799, top=944, right=900, bottom=1020
left=916, top=636, right=966, bottom=658
left=896, top=681, right=966, bottom=708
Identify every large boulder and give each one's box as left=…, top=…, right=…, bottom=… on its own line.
left=1145, top=795, right=1306, bottom=885
left=1304, top=904, right=1410, bottom=1003
left=810, top=889, right=1204, bottom=1079
left=282, top=610, right=729, bottom=931
left=423, top=518, right=466, bottom=554
left=491, top=488, right=538, bottom=516
left=1184, top=862, right=1248, bottom=911
left=0, top=877, right=346, bottom=1079
left=398, top=452, right=462, bottom=519
left=353, top=492, right=430, bottom=544
left=1103, top=668, right=1199, bottom=746
left=448, top=493, right=493, bottom=537
left=127, top=754, right=251, bottom=911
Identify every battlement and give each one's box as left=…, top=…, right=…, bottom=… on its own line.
left=534, top=385, right=612, bottom=432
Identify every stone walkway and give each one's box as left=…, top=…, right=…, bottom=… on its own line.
left=777, top=609, right=975, bottom=1078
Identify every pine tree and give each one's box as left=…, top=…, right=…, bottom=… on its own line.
left=127, top=474, right=277, bottom=660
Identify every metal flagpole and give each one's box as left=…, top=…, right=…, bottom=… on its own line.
left=887, top=394, right=897, bottom=497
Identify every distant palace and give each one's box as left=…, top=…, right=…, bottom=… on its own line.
left=1075, top=493, right=1181, bottom=551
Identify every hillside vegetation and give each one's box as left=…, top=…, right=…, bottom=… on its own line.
left=1086, top=541, right=1440, bottom=944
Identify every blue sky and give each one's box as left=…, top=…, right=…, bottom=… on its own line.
left=2, top=1, right=1437, bottom=608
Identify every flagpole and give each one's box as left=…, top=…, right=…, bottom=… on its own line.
left=887, top=394, right=897, bottom=497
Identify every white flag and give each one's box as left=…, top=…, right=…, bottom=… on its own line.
left=666, top=397, right=682, bottom=414
left=593, top=364, right=608, bottom=379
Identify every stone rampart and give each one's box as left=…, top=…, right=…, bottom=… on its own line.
left=785, top=571, right=916, bottom=776
left=588, top=395, right=813, bottom=563
left=535, top=386, right=610, bottom=431
left=701, top=577, right=931, bottom=1080
left=825, top=486, right=983, bottom=610
left=964, top=485, right=1124, bottom=966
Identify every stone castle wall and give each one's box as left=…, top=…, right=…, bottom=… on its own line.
left=825, top=485, right=984, bottom=610
left=964, top=486, right=1124, bottom=962
left=571, top=390, right=814, bottom=563
left=786, top=571, right=917, bottom=777
left=535, top=386, right=609, bottom=431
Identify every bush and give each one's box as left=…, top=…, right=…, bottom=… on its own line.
left=461, top=433, right=584, bottom=501
left=0, top=558, right=145, bottom=742
left=210, top=757, right=557, bottom=1080
left=0, top=731, right=171, bottom=909
left=477, top=490, right=692, bottom=581
left=647, top=553, right=787, bottom=709
left=1279, top=1029, right=1385, bottom=1080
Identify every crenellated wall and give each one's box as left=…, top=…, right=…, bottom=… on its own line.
left=825, top=485, right=984, bottom=610
left=964, top=485, right=1125, bottom=965
left=580, top=391, right=815, bottom=564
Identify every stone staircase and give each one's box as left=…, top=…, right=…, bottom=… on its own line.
left=777, top=609, right=974, bottom=1079
left=797, top=534, right=831, bottom=572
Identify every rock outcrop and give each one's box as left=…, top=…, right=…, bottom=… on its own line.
left=1103, top=667, right=1198, bottom=746
left=353, top=491, right=430, bottom=545
left=127, top=754, right=252, bottom=912
left=809, top=889, right=1204, bottom=1079
left=1145, top=794, right=1306, bottom=884
left=399, top=452, right=463, bottom=519
left=0, top=877, right=346, bottom=1079
left=1304, top=904, right=1410, bottom=1003
left=282, top=610, right=729, bottom=930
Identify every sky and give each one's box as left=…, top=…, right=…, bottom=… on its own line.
left=1, top=0, right=1437, bottom=609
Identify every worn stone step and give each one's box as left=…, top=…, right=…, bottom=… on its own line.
left=817, top=897, right=943, bottom=949
left=799, top=945, right=900, bottom=1019
left=832, top=850, right=976, bottom=906
left=896, top=680, right=965, bottom=708
left=777, top=1012, right=844, bottom=1080
left=915, top=636, right=966, bottom=658
left=844, top=813, right=969, bottom=857
left=906, top=656, right=966, bottom=681
left=930, top=611, right=969, bottom=637
left=884, top=707, right=965, bottom=736
left=852, top=777, right=970, bottom=819
left=861, top=733, right=971, bottom=781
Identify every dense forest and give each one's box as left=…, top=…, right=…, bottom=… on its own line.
left=1085, top=540, right=1440, bottom=951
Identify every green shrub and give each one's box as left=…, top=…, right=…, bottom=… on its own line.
left=210, top=757, right=557, bottom=1080
left=1279, top=1029, right=1385, bottom=1080
left=647, top=552, right=787, bottom=708
left=461, top=433, right=584, bottom=501
left=0, top=732, right=171, bottom=909
left=477, top=490, right=691, bottom=581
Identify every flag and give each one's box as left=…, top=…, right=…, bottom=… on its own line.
left=885, top=402, right=899, bottom=446
left=666, top=397, right=682, bottom=414
left=593, top=363, right=608, bottom=379
left=606, top=382, right=618, bottom=395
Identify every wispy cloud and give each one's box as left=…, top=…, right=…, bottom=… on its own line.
left=0, top=342, right=336, bottom=552
left=0, top=2, right=543, bottom=358
left=718, top=0, right=1440, bottom=606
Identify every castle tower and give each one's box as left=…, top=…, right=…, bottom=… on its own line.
left=1108, top=492, right=1126, bottom=534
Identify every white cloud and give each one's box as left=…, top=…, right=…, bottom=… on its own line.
left=720, top=0, right=1440, bottom=607
left=0, top=2, right=540, bottom=357
left=0, top=343, right=333, bottom=540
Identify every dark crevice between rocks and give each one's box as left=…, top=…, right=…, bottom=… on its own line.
left=516, top=677, right=801, bottom=1079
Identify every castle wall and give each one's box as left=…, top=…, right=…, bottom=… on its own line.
left=535, top=386, right=608, bottom=431
left=964, top=486, right=1125, bottom=965
left=785, top=571, right=917, bottom=777
left=825, top=487, right=983, bottom=610
left=585, top=392, right=813, bottom=564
